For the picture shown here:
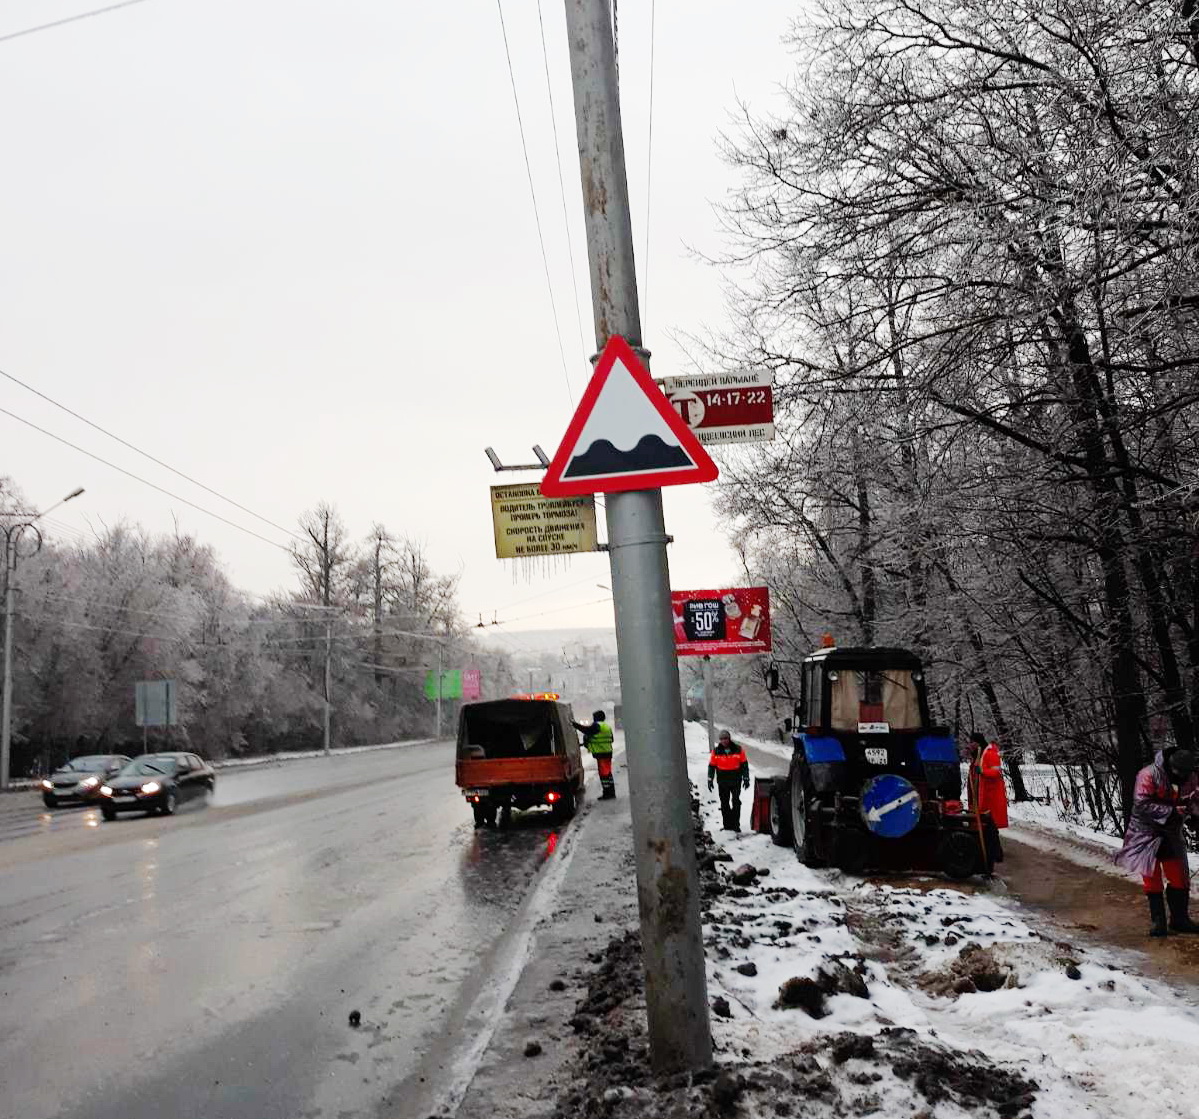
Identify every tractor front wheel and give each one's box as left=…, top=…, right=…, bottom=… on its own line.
left=789, top=761, right=825, bottom=868
left=769, top=782, right=793, bottom=847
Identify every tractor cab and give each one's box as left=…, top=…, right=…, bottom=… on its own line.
left=769, top=644, right=999, bottom=878
left=797, top=645, right=930, bottom=739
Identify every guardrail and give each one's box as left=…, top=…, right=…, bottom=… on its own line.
left=3, top=736, right=442, bottom=792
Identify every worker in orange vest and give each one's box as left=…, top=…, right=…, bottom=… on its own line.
left=967, top=731, right=1009, bottom=829
left=708, top=729, right=750, bottom=832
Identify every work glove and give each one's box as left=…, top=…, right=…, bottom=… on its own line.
left=742, top=778, right=750, bottom=791
left=707, top=779, right=713, bottom=792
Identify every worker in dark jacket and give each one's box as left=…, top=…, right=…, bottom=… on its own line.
left=1115, top=747, right=1199, bottom=937
left=708, top=729, right=750, bottom=832
left=573, top=710, right=616, bottom=799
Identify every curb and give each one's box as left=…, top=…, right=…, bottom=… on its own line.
left=452, top=754, right=639, bottom=1119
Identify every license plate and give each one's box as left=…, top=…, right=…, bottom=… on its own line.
left=463, top=788, right=488, bottom=797
left=115, top=794, right=137, bottom=801
left=865, top=748, right=888, bottom=765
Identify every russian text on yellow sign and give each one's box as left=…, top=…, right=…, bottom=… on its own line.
left=489, top=482, right=599, bottom=560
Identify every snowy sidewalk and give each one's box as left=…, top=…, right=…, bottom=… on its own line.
left=686, top=723, right=1199, bottom=1119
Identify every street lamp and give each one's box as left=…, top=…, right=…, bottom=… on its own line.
left=1, top=488, right=85, bottom=789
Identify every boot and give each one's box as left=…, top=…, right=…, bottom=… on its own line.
left=1166, top=886, right=1199, bottom=933
left=1148, top=892, right=1168, bottom=938
left=600, top=778, right=616, bottom=800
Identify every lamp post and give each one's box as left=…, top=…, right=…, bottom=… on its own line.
left=1, top=487, right=85, bottom=789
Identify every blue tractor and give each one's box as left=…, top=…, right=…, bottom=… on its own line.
left=767, top=644, right=1000, bottom=878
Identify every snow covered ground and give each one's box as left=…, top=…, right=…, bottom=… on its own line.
left=686, top=723, right=1199, bottom=1119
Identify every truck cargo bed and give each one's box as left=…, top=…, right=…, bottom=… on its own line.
left=456, top=756, right=572, bottom=787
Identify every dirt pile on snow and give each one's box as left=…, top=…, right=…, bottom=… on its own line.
left=551, top=787, right=1038, bottom=1119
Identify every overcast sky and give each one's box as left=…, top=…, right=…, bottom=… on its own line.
left=0, top=0, right=795, bottom=637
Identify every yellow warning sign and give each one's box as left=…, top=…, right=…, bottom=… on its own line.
left=490, top=483, right=598, bottom=559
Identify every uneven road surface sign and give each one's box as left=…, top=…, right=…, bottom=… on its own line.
left=541, top=336, right=718, bottom=497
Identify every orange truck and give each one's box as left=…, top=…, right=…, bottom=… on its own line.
left=455, top=697, right=586, bottom=827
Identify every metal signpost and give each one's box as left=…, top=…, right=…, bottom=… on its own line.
left=549, top=0, right=716, bottom=1074
left=657, top=370, right=776, bottom=446
left=134, top=679, right=178, bottom=754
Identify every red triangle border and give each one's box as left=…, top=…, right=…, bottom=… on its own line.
left=540, top=336, right=719, bottom=498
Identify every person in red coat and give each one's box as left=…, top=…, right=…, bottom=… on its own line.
left=967, top=732, right=1009, bottom=829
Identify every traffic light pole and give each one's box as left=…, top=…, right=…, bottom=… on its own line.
left=561, top=0, right=712, bottom=1073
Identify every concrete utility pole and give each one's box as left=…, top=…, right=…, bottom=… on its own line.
left=436, top=642, right=444, bottom=740
left=562, top=0, right=712, bottom=1073
left=703, top=655, right=717, bottom=755
left=323, top=615, right=333, bottom=756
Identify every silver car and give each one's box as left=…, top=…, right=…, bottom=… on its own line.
left=41, top=755, right=131, bottom=808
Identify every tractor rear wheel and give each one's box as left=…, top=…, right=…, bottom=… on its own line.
left=939, top=831, right=982, bottom=879
left=790, top=761, right=825, bottom=867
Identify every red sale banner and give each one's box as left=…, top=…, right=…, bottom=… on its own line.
left=671, top=586, right=772, bottom=656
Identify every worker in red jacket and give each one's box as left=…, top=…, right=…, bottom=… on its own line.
left=708, top=730, right=750, bottom=832
left=967, top=732, right=1009, bottom=829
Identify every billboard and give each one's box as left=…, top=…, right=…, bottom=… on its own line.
left=424, top=668, right=483, bottom=701
left=490, top=482, right=598, bottom=559
left=671, top=587, right=771, bottom=657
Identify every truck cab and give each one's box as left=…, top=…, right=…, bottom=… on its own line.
left=771, top=645, right=998, bottom=878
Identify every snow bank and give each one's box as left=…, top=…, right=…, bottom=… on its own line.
left=4, top=737, right=439, bottom=792
left=211, top=737, right=436, bottom=770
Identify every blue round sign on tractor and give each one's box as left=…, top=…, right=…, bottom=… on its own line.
left=859, top=774, right=922, bottom=838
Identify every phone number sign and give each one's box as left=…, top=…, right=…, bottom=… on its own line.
left=671, top=586, right=772, bottom=656
left=657, top=370, right=775, bottom=446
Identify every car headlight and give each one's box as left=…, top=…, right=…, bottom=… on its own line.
left=141, top=781, right=161, bottom=795
left=41, top=779, right=53, bottom=790
left=80, top=776, right=100, bottom=789
left=100, top=786, right=113, bottom=797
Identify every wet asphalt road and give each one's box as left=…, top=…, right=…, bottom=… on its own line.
left=0, top=744, right=570, bottom=1119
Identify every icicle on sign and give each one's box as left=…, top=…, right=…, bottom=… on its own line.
left=540, top=336, right=718, bottom=497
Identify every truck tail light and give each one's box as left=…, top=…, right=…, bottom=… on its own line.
left=546, top=791, right=560, bottom=803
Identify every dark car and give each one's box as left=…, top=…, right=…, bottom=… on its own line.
left=99, top=752, right=216, bottom=820
left=40, top=755, right=131, bottom=808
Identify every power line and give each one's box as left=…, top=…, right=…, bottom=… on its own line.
left=536, top=0, right=589, bottom=364
left=0, top=0, right=156, bottom=46
left=0, top=406, right=292, bottom=553
left=0, top=366, right=301, bottom=540
left=494, top=0, right=575, bottom=407
left=481, top=573, right=600, bottom=616
left=496, top=595, right=612, bottom=625
left=643, top=0, right=657, bottom=327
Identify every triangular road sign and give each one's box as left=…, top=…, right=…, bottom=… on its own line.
left=541, top=336, right=719, bottom=497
